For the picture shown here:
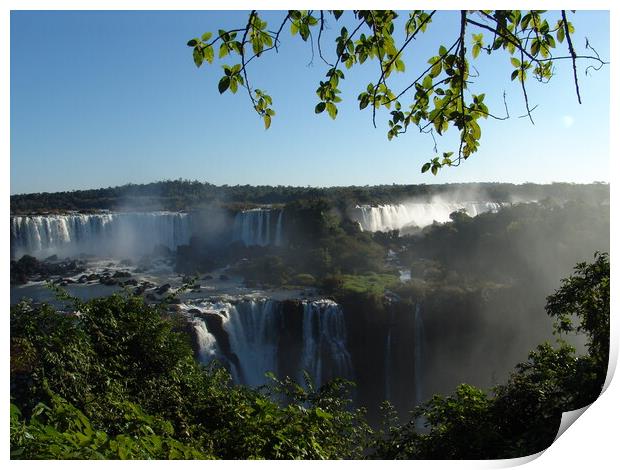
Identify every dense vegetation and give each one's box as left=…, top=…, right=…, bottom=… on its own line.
left=10, top=253, right=609, bottom=459
left=10, top=179, right=609, bottom=214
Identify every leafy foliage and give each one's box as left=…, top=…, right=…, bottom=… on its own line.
left=188, top=10, right=607, bottom=173
left=10, top=293, right=371, bottom=459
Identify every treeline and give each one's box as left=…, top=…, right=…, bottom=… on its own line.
left=10, top=253, right=609, bottom=459
left=10, top=179, right=609, bottom=214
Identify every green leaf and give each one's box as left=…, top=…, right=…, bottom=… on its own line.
left=359, top=94, right=370, bottom=110
left=421, top=162, right=431, bottom=173
left=203, top=46, right=214, bottom=64
left=315, top=408, right=333, bottom=419
left=326, top=102, right=338, bottom=119
left=201, top=32, right=213, bottom=42
left=187, top=39, right=198, bottom=47
left=431, top=165, right=438, bottom=175
left=263, top=114, right=271, bottom=129
left=510, top=57, right=521, bottom=68
left=315, top=102, right=326, bottom=114
left=218, top=76, right=230, bottom=94
left=472, top=44, right=480, bottom=59
left=511, top=69, right=519, bottom=81
left=193, top=48, right=204, bottom=67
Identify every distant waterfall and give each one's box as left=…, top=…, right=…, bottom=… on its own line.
left=11, top=212, right=191, bottom=258
left=231, top=208, right=284, bottom=247
left=184, top=298, right=352, bottom=388
left=351, top=201, right=505, bottom=232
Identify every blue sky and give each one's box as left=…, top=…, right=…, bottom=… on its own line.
left=10, top=10, right=610, bottom=194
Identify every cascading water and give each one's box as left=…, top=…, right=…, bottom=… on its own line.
left=226, top=299, right=281, bottom=386
left=184, top=298, right=352, bottom=389
left=231, top=208, right=284, bottom=247
left=192, top=318, right=221, bottom=364
left=11, top=212, right=191, bottom=258
left=351, top=201, right=506, bottom=232
left=299, top=299, right=353, bottom=388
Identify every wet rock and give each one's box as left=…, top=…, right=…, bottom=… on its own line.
left=146, top=293, right=157, bottom=301
left=78, top=275, right=89, bottom=283
left=202, top=274, right=213, bottom=280
left=100, top=277, right=117, bottom=286
left=113, top=271, right=132, bottom=278
left=219, top=274, right=230, bottom=281
left=45, top=255, right=59, bottom=262
left=188, top=308, right=202, bottom=315
left=155, top=283, right=171, bottom=295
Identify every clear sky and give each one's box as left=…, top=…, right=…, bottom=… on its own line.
left=10, top=10, right=610, bottom=194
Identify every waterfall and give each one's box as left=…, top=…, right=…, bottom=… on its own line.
left=186, top=298, right=352, bottom=389
left=351, top=201, right=506, bottom=232
left=274, top=210, right=284, bottom=246
left=193, top=318, right=221, bottom=364
left=11, top=212, right=191, bottom=258
left=299, top=299, right=353, bottom=388
left=226, top=299, right=281, bottom=387
left=231, top=208, right=284, bottom=247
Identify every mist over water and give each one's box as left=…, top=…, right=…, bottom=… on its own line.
left=351, top=200, right=506, bottom=232
left=11, top=212, right=192, bottom=259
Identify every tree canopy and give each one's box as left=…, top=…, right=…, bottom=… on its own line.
left=187, top=10, right=607, bottom=174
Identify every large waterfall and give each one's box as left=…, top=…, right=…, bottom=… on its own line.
left=11, top=212, right=191, bottom=258
left=231, top=208, right=284, bottom=247
left=351, top=201, right=505, bottom=232
left=188, top=298, right=352, bottom=388
left=11, top=208, right=287, bottom=259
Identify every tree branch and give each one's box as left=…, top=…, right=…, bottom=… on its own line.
left=562, top=10, right=582, bottom=104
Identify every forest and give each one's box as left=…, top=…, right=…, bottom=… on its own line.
left=10, top=179, right=609, bottom=214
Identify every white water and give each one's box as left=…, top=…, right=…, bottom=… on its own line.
left=11, top=212, right=191, bottom=258
left=299, top=299, right=353, bottom=388
left=231, top=208, right=284, bottom=247
left=193, top=318, right=221, bottom=364
left=12, top=208, right=287, bottom=259
left=184, top=298, right=352, bottom=388
left=351, top=201, right=506, bottom=232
